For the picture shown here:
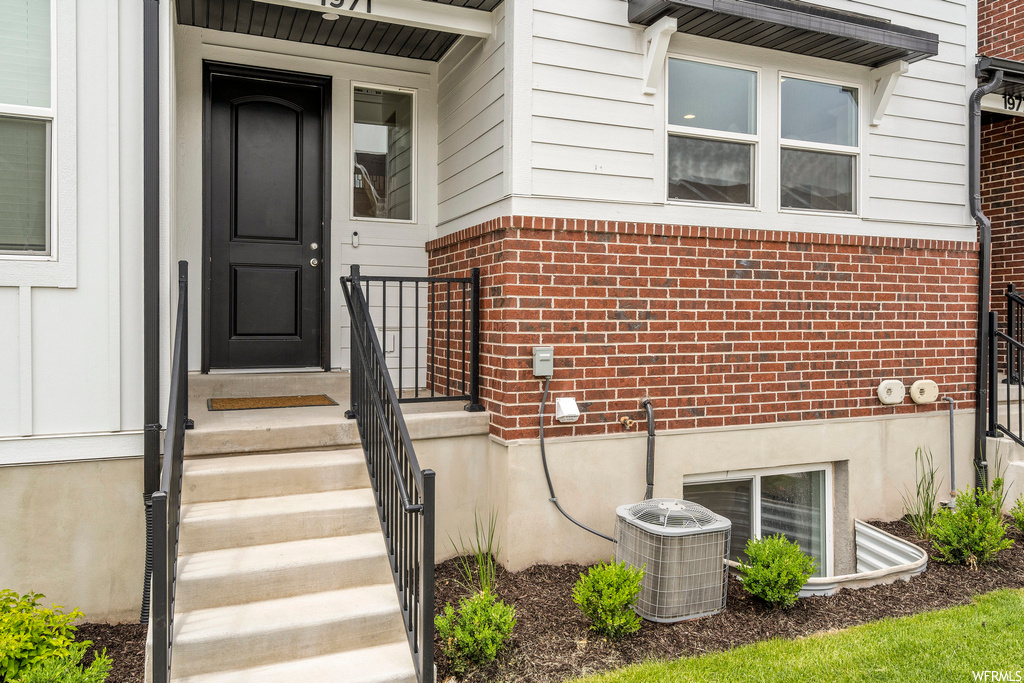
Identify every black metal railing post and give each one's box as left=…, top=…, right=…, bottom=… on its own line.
left=151, top=490, right=168, bottom=683
left=1008, top=285, right=1018, bottom=383
left=989, top=311, right=999, bottom=438
left=466, top=268, right=484, bottom=412
left=421, top=469, right=435, bottom=679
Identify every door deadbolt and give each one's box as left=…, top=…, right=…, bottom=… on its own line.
left=310, top=242, right=319, bottom=251
left=310, top=258, right=319, bottom=267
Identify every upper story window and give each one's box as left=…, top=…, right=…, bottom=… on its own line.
left=666, top=56, right=862, bottom=216
left=666, top=59, right=758, bottom=207
left=0, top=0, right=53, bottom=255
left=780, top=77, right=859, bottom=214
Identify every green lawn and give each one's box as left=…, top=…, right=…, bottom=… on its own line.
left=573, top=589, right=1024, bottom=683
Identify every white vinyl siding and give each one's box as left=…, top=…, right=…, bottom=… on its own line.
left=436, top=4, right=506, bottom=225
left=523, top=0, right=972, bottom=236
left=531, top=0, right=655, bottom=204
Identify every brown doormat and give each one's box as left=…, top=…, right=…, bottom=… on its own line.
left=207, top=394, right=338, bottom=411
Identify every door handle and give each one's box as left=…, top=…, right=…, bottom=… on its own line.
left=310, top=258, right=319, bottom=267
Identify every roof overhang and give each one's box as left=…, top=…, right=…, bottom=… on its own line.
left=628, top=0, right=939, bottom=68
left=978, top=56, right=1024, bottom=119
left=177, top=0, right=499, bottom=62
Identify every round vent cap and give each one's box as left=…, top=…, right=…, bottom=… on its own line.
left=627, top=498, right=718, bottom=529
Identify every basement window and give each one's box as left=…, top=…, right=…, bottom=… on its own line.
left=684, top=466, right=831, bottom=577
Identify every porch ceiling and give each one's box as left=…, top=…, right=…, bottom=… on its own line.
left=628, top=0, right=939, bottom=69
left=177, top=0, right=502, bottom=61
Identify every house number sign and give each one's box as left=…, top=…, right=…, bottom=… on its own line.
left=1002, top=94, right=1024, bottom=113
left=321, top=0, right=372, bottom=11
left=982, top=92, right=1024, bottom=118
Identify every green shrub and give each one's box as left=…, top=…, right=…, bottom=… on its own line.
left=0, top=590, right=84, bottom=681
left=738, top=535, right=818, bottom=608
left=1011, top=495, right=1024, bottom=534
left=928, top=487, right=1014, bottom=568
left=572, top=561, right=644, bottom=638
left=434, top=590, right=516, bottom=675
left=14, top=642, right=110, bottom=683
left=900, top=446, right=941, bottom=540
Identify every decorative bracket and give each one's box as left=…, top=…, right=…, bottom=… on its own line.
left=642, top=16, right=679, bottom=95
left=870, top=60, right=909, bottom=126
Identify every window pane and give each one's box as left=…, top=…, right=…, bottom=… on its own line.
left=0, top=115, right=48, bottom=252
left=0, top=0, right=51, bottom=108
left=781, top=78, right=858, bottom=147
left=781, top=148, right=854, bottom=213
left=353, top=87, right=413, bottom=221
left=668, top=135, right=753, bottom=205
left=684, top=479, right=753, bottom=563
left=668, top=59, right=756, bottom=135
left=761, top=471, right=826, bottom=577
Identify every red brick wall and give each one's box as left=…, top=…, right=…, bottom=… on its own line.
left=428, top=218, right=979, bottom=441
left=983, top=115, right=1024, bottom=318
left=980, top=0, right=1024, bottom=60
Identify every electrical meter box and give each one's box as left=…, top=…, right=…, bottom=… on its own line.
left=533, top=347, right=554, bottom=377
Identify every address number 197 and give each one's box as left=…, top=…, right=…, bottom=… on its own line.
left=322, top=0, right=372, bottom=11
left=1003, top=94, right=1023, bottom=112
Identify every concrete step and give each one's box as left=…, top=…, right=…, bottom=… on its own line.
left=169, top=585, right=407, bottom=679
left=174, top=533, right=392, bottom=612
left=184, top=405, right=486, bottom=457
left=171, top=642, right=417, bottom=683
left=178, top=489, right=379, bottom=554
left=188, top=371, right=351, bottom=401
left=181, top=449, right=369, bottom=504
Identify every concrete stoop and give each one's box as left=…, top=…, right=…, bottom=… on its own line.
left=168, top=447, right=417, bottom=683
left=156, top=371, right=487, bottom=682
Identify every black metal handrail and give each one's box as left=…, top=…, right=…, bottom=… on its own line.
left=342, top=267, right=435, bottom=683
left=352, top=265, right=482, bottom=411
left=150, top=261, right=192, bottom=683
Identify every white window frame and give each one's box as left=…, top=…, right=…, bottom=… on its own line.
left=684, top=463, right=834, bottom=577
left=777, top=72, right=863, bottom=217
left=665, top=56, right=761, bottom=210
left=349, top=81, right=417, bottom=225
left=0, top=0, right=76, bottom=287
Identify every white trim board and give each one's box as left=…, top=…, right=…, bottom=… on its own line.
left=0, top=431, right=144, bottom=467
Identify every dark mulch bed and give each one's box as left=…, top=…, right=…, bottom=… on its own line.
left=75, top=622, right=146, bottom=683
left=434, top=521, right=1024, bottom=682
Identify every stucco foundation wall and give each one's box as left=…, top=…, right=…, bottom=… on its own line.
left=0, top=459, right=145, bottom=623
left=479, top=411, right=975, bottom=572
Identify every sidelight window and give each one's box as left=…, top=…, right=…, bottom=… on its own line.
left=0, top=0, right=53, bottom=254
left=352, top=85, right=414, bottom=222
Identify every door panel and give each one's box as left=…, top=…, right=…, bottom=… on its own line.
left=206, top=68, right=328, bottom=370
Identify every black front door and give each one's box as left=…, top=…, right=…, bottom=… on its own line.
left=205, top=65, right=329, bottom=370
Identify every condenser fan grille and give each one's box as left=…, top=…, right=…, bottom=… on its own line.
left=628, top=499, right=718, bottom=528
